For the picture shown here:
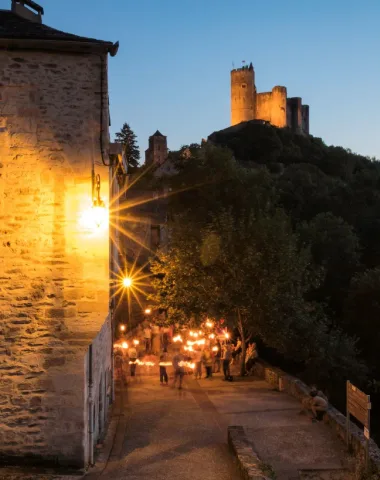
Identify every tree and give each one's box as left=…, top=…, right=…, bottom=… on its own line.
left=115, top=123, right=140, bottom=171
left=298, top=212, right=361, bottom=317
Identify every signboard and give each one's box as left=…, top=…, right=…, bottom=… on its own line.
left=347, top=381, right=370, bottom=427
left=346, top=381, right=371, bottom=470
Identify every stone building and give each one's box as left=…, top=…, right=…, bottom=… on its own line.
left=0, top=0, right=124, bottom=468
left=231, top=62, right=309, bottom=134
left=145, top=130, right=168, bottom=167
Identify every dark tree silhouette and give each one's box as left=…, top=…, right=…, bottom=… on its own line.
left=115, top=123, right=140, bottom=171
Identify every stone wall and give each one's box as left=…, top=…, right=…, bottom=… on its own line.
left=84, top=315, right=112, bottom=465
left=253, top=360, right=380, bottom=474
left=255, top=92, right=272, bottom=123
left=0, top=49, right=112, bottom=467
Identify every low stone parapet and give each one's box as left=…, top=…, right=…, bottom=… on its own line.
left=228, top=426, right=271, bottom=480
left=253, top=360, right=380, bottom=474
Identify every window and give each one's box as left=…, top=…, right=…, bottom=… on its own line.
left=241, top=83, right=247, bottom=89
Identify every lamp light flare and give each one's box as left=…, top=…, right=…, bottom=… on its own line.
left=133, top=339, right=139, bottom=346
left=173, top=335, right=183, bottom=343
left=212, top=346, right=219, bottom=352
left=209, top=333, right=215, bottom=340
left=121, top=342, right=128, bottom=349
left=144, top=308, right=151, bottom=314
left=122, top=277, right=132, bottom=288
left=225, top=332, right=230, bottom=339
left=80, top=203, right=108, bottom=232
left=119, top=324, right=126, bottom=332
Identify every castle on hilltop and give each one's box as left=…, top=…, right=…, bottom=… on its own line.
left=231, top=63, right=309, bottom=135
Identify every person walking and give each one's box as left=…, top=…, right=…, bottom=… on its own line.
left=159, top=351, right=169, bottom=386
left=222, top=343, right=233, bottom=381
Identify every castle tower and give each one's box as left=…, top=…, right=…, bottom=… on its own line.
left=231, top=63, right=255, bottom=125
left=145, top=130, right=168, bottom=166
left=271, top=86, right=287, bottom=128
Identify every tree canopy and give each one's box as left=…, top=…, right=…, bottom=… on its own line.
left=149, top=142, right=367, bottom=385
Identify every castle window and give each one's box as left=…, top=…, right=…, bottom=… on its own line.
left=241, top=83, right=247, bottom=89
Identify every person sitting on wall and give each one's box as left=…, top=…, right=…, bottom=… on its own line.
left=307, top=389, right=328, bottom=422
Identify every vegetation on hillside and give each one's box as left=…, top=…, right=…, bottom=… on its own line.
left=146, top=122, right=380, bottom=438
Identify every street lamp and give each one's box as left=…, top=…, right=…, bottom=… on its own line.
left=123, top=277, right=132, bottom=288
left=119, top=324, right=126, bottom=332
left=144, top=308, right=151, bottom=315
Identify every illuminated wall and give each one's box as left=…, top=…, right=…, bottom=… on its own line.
left=0, top=50, right=112, bottom=467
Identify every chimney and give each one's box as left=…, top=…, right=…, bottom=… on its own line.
left=11, top=0, right=44, bottom=23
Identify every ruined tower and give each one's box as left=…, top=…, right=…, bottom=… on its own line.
left=230, top=63, right=255, bottom=126
left=145, top=130, right=168, bottom=166
left=230, top=62, right=310, bottom=134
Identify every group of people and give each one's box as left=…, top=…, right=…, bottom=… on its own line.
left=142, top=323, right=172, bottom=354
left=115, top=323, right=329, bottom=423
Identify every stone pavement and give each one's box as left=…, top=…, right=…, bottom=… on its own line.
left=84, top=368, right=241, bottom=480
left=81, top=359, right=353, bottom=480
left=0, top=362, right=353, bottom=480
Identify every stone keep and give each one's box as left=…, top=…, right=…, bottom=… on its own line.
left=231, top=62, right=310, bottom=134
left=0, top=1, right=119, bottom=468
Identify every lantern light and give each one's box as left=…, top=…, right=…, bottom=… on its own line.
left=123, top=277, right=132, bottom=288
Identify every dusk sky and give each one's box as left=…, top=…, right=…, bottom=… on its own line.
left=3, top=0, right=380, bottom=159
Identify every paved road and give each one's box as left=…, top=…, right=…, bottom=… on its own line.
left=88, top=373, right=242, bottom=480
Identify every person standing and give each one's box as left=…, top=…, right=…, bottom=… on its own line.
left=151, top=324, right=161, bottom=354
left=128, top=344, right=138, bottom=377
left=162, top=326, right=170, bottom=353
left=172, top=349, right=185, bottom=390
left=159, top=351, right=169, bottom=386
left=193, top=347, right=202, bottom=380
left=202, top=347, right=213, bottom=379
left=213, top=340, right=222, bottom=373
left=143, top=325, right=152, bottom=353
left=222, top=343, right=233, bottom=381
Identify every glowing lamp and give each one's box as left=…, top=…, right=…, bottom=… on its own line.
left=123, top=277, right=132, bottom=288
left=121, top=342, right=128, bottom=349
left=119, top=324, right=126, bottom=332
left=209, top=333, right=215, bottom=340
left=189, top=331, right=194, bottom=337
left=206, top=321, right=213, bottom=328
left=225, top=332, right=230, bottom=339
left=133, top=339, right=139, bottom=346
left=144, top=308, right=152, bottom=315
left=212, top=346, right=219, bottom=352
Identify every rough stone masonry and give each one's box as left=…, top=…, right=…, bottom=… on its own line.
left=0, top=3, right=119, bottom=468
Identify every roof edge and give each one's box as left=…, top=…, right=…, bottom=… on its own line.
left=0, top=37, right=119, bottom=56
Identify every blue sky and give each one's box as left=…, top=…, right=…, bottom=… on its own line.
left=3, top=0, right=380, bottom=159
